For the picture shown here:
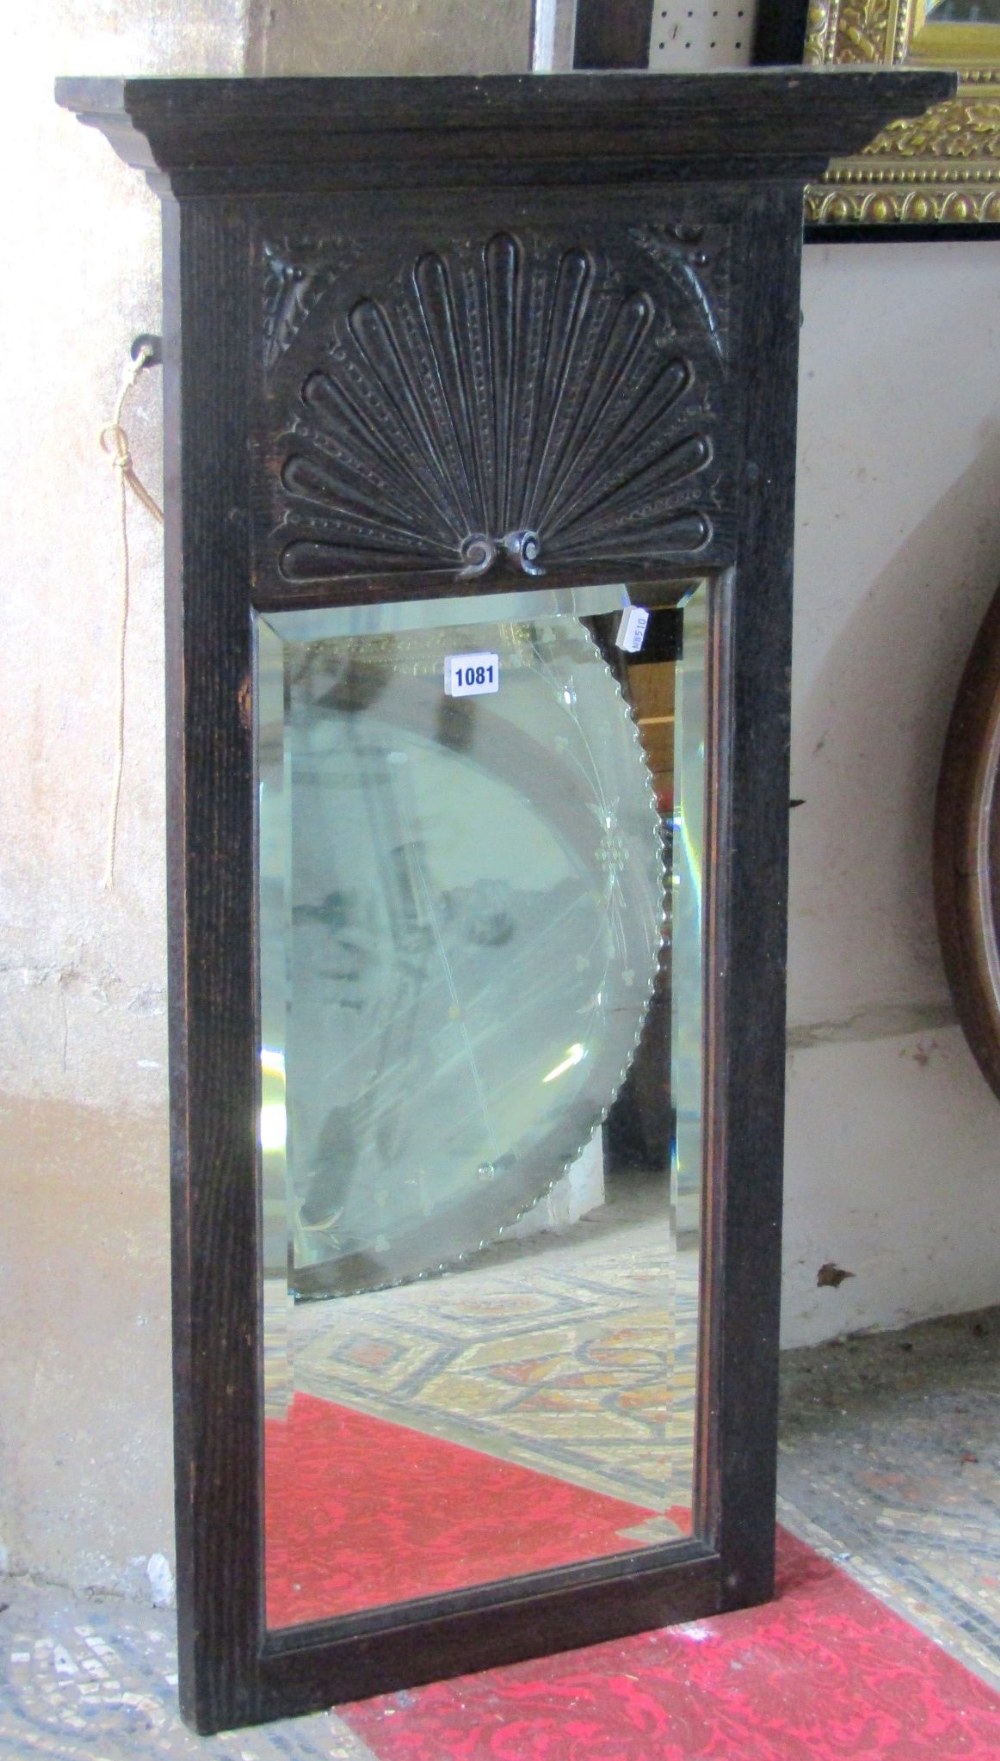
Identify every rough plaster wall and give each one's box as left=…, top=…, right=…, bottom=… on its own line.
left=249, top=0, right=532, bottom=74
left=1, top=1, right=252, bottom=1598
left=782, top=240, right=1000, bottom=1347
left=4, top=4, right=253, bottom=1120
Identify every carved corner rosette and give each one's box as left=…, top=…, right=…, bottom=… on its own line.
left=259, top=228, right=726, bottom=593
left=804, top=0, right=1000, bottom=224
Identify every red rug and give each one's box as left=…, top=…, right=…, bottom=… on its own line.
left=265, top=1393, right=671, bottom=1626
left=340, top=1529, right=1000, bottom=1760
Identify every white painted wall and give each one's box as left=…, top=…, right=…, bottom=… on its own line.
left=782, top=240, right=1000, bottom=1345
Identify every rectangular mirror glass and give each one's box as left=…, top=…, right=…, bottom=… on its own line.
left=256, top=577, right=707, bottom=1628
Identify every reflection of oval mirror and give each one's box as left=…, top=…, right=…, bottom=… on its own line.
left=935, top=580, right=1000, bottom=1100
left=261, top=598, right=665, bottom=1297
left=259, top=580, right=707, bottom=1627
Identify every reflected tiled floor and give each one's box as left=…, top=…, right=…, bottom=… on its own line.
left=283, top=1217, right=698, bottom=1511
left=1, top=1308, right=999, bottom=1756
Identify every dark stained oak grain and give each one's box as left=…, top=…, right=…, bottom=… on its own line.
left=56, top=71, right=954, bottom=195
left=574, top=0, right=656, bottom=68
left=752, top=0, right=812, bottom=71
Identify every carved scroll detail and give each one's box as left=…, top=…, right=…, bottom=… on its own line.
left=263, top=239, right=358, bottom=371
left=629, top=224, right=725, bottom=362
left=272, top=232, right=718, bottom=584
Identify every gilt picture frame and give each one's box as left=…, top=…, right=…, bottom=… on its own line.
left=798, top=0, right=1000, bottom=225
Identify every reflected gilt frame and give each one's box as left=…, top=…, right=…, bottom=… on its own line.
left=802, top=0, right=1000, bottom=225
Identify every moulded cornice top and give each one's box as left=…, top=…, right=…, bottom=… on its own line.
left=55, top=70, right=957, bottom=196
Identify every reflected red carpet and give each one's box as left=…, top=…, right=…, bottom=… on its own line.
left=341, top=1529, right=1000, bottom=1759
left=265, top=1392, right=668, bottom=1626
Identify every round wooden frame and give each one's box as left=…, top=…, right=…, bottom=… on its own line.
left=935, top=581, right=1000, bottom=1101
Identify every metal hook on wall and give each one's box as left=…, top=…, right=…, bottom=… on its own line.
left=130, top=332, right=163, bottom=369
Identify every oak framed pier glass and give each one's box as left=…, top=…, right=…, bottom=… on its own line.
left=57, top=68, right=953, bottom=1734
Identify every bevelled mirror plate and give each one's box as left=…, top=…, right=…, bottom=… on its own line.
left=257, top=579, right=707, bottom=1626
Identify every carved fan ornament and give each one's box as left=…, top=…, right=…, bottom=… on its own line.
left=268, top=231, right=720, bottom=587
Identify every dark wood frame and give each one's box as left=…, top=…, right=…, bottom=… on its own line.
left=573, top=0, right=655, bottom=67
left=752, top=0, right=813, bottom=75
left=56, top=70, right=953, bottom=1735
left=936, top=580, right=1000, bottom=1101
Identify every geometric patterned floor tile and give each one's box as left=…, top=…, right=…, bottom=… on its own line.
left=778, top=1307, right=1000, bottom=1697
left=0, top=1583, right=376, bottom=1761
left=282, top=1227, right=699, bottom=1511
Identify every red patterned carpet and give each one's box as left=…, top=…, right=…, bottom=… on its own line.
left=265, top=1393, right=677, bottom=1626
left=266, top=1397, right=1000, bottom=1756
left=339, top=1530, right=1000, bottom=1760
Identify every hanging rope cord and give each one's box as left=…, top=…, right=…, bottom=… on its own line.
left=98, top=344, right=164, bottom=891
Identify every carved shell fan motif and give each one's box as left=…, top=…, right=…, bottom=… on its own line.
left=275, top=232, right=716, bottom=584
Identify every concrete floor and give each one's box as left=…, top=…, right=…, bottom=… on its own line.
left=2, top=1307, right=998, bottom=1757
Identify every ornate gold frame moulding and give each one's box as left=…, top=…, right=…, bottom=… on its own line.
left=805, top=0, right=1000, bottom=224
